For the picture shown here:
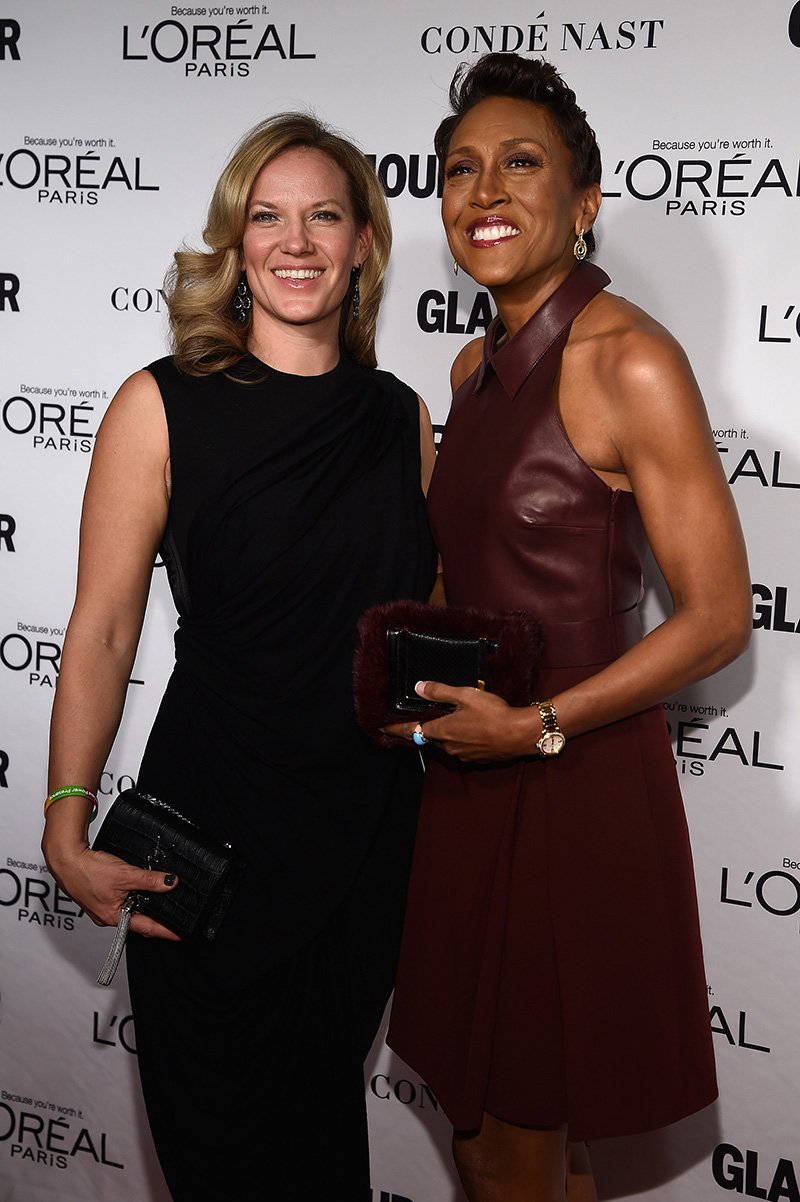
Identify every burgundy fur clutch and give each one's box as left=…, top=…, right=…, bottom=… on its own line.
left=353, top=600, right=542, bottom=747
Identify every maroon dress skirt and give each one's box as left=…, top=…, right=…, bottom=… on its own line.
left=387, top=263, right=717, bottom=1140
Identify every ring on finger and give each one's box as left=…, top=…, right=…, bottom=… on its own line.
left=412, top=724, right=428, bottom=746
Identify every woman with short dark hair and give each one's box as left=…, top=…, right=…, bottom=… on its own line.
left=387, top=54, right=750, bottom=1201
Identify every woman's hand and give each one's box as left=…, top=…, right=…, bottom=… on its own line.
left=43, top=837, right=181, bottom=941
left=383, top=680, right=540, bottom=762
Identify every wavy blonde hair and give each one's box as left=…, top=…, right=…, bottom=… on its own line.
left=166, top=112, right=392, bottom=374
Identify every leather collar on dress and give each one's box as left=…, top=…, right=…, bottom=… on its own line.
left=472, top=262, right=611, bottom=399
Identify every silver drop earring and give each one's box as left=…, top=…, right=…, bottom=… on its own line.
left=351, top=265, right=361, bottom=320
left=234, top=273, right=252, bottom=322
left=573, top=229, right=588, bottom=261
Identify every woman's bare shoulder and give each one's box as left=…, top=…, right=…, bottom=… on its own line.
left=87, top=368, right=171, bottom=507
left=450, top=337, right=484, bottom=394
left=104, top=367, right=164, bottom=417
left=575, top=289, right=695, bottom=397
left=578, top=288, right=672, bottom=341
left=95, top=368, right=167, bottom=448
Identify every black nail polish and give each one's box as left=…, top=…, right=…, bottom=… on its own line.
left=164, top=874, right=176, bottom=886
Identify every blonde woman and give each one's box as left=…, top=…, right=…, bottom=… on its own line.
left=43, top=113, right=437, bottom=1201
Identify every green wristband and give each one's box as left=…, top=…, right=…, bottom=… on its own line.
left=44, top=786, right=99, bottom=822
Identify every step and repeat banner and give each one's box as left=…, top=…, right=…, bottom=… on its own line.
left=1, top=2, right=799, bottom=1200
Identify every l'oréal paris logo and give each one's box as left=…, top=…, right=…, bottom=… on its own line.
left=0, top=145, right=158, bottom=205
left=603, top=147, right=799, bottom=218
left=121, top=16, right=316, bottom=76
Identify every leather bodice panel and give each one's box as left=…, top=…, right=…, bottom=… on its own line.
left=428, top=263, right=647, bottom=623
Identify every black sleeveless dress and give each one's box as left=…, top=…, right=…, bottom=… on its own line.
left=125, top=353, right=437, bottom=1202
left=388, top=264, right=718, bottom=1140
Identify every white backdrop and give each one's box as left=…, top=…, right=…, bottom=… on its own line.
left=2, top=2, right=799, bottom=1199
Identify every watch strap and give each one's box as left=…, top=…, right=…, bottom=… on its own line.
left=533, top=699, right=566, bottom=756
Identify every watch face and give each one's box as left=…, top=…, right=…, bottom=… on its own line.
left=540, top=730, right=566, bottom=756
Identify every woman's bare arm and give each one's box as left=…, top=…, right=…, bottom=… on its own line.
left=389, top=321, right=751, bottom=758
left=43, top=369, right=180, bottom=936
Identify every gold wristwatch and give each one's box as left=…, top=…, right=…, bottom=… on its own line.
left=533, top=699, right=566, bottom=757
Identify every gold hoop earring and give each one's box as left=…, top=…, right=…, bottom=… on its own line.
left=573, top=229, right=588, bottom=261
left=453, top=260, right=459, bottom=276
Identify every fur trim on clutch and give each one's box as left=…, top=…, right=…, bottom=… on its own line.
left=353, top=599, right=542, bottom=748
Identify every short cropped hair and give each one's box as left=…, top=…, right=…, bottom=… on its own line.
left=435, top=54, right=602, bottom=255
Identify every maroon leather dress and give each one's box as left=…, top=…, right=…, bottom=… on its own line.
left=387, top=263, right=718, bottom=1141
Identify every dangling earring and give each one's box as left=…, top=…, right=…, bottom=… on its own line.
left=453, top=260, right=459, bottom=276
left=234, top=272, right=252, bottom=323
left=351, top=265, right=361, bottom=320
left=573, top=229, right=588, bottom=261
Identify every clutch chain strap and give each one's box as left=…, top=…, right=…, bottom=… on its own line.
left=97, top=893, right=139, bottom=986
left=138, top=792, right=232, bottom=848
left=95, top=792, right=233, bottom=986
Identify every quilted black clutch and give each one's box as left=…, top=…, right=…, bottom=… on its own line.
left=92, top=789, right=242, bottom=985
left=354, top=600, right=542, bottom=746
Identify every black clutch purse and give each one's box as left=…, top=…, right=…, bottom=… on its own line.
left=386, top=628, right=496, bottom=715
left=92, top=789, right=243, bottom=985
left=354, top=600, right=541, bottom=746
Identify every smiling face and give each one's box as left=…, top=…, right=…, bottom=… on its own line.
left=240, top=145, right=371, bottom=350
left=442, top=95, right=600, bottom=317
